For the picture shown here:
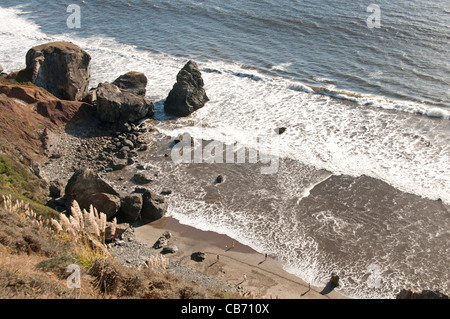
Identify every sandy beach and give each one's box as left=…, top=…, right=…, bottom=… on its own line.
left=134, top=217, right=348, bottom=299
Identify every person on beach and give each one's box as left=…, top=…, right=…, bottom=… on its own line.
left=243, top=274, right=247, bottom=282
left=217, top=253, right=220, bottom=262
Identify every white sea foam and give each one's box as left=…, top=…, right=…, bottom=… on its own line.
left=160, top=67, right=450, bottom=204
left=2, top=6, right=449, bottom=299
left=270, top=62, right=293, bottom=72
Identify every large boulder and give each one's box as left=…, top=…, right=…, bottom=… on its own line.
left=112, top=71, right=147, bottom=97
left=117, top=193, right=143, bottom=223
left=96, top=82, right=154, bottom=123
left=65, top=168, right=120, bottom=219
left=141, top=190, right=168, bottom=222
left=85, top=193, right=121, bottom=220
left=18, top=42, right=91, bottom=101
left=164, top=60, right=209, bottom=116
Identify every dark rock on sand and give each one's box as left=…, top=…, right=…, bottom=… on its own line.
left=161, top=244, right=178, bottom=254
left=164, top=60, right=209, bottom=116
left=117, top=194, right=143, bottom=223
left=191, top=252, right=206, bottom=262
left=141, top=190, right=168, bottom=222
left=18, top=42, right=91, bottom=101
left=113, top=71, right=147, bottom=97
left=96, top=82, right=154, bottom=123
left=152, top=231, right=171, bottom=249
left=132, top=172, right=153, bottom=185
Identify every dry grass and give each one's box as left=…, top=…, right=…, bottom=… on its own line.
left=0, top=193, right=241, bottom=299
left=0, top=245, right=100, bottom=299
left=89, top=257, right=228, bottom=299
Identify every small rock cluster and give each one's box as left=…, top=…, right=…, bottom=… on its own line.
left=152, top=231, right=179, bottom=255
left=108, top=226, right=157, bottom=268
left=108, top=228, right=234, bottom=292
left=43, top=120, right=150, bottom=176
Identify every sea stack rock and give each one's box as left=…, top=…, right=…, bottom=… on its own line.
left=112, top=71, right=147, bottom=97
left=164, top=60, right=209, bottom=116
left=95, top=82, right=154, bottom=123
left=19, top=42, right=91, bottom=101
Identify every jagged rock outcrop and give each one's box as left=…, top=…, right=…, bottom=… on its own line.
left=164, top=60, right=209, bottom=116
left=112, top=71, right=147, bottom=97
left=17, top=42, right=91, bottom=101
left=65, top=168, right=121, bottom=220
left=96, top=82, right=154, bottom=123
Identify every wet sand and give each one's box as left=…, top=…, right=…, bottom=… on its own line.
left=134, top=216, right=348, bottom=299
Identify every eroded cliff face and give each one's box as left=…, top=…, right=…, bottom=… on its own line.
left=0, top=80, right=93, bottom=163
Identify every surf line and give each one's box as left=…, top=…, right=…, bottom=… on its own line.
left=170, top=124, right=281, bottom=175
left=296, top=173, right=333, bottom=205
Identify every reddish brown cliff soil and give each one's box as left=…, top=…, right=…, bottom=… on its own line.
left=0, top=75, right=94, bottom=164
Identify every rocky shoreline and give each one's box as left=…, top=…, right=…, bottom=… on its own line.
left=1, top=41, right=448, bottom=299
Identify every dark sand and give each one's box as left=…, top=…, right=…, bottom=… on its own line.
left=134, top=216, right=348, bottom=299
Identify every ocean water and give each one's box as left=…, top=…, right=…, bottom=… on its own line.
left=0, top=0, right=449, bottom=299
